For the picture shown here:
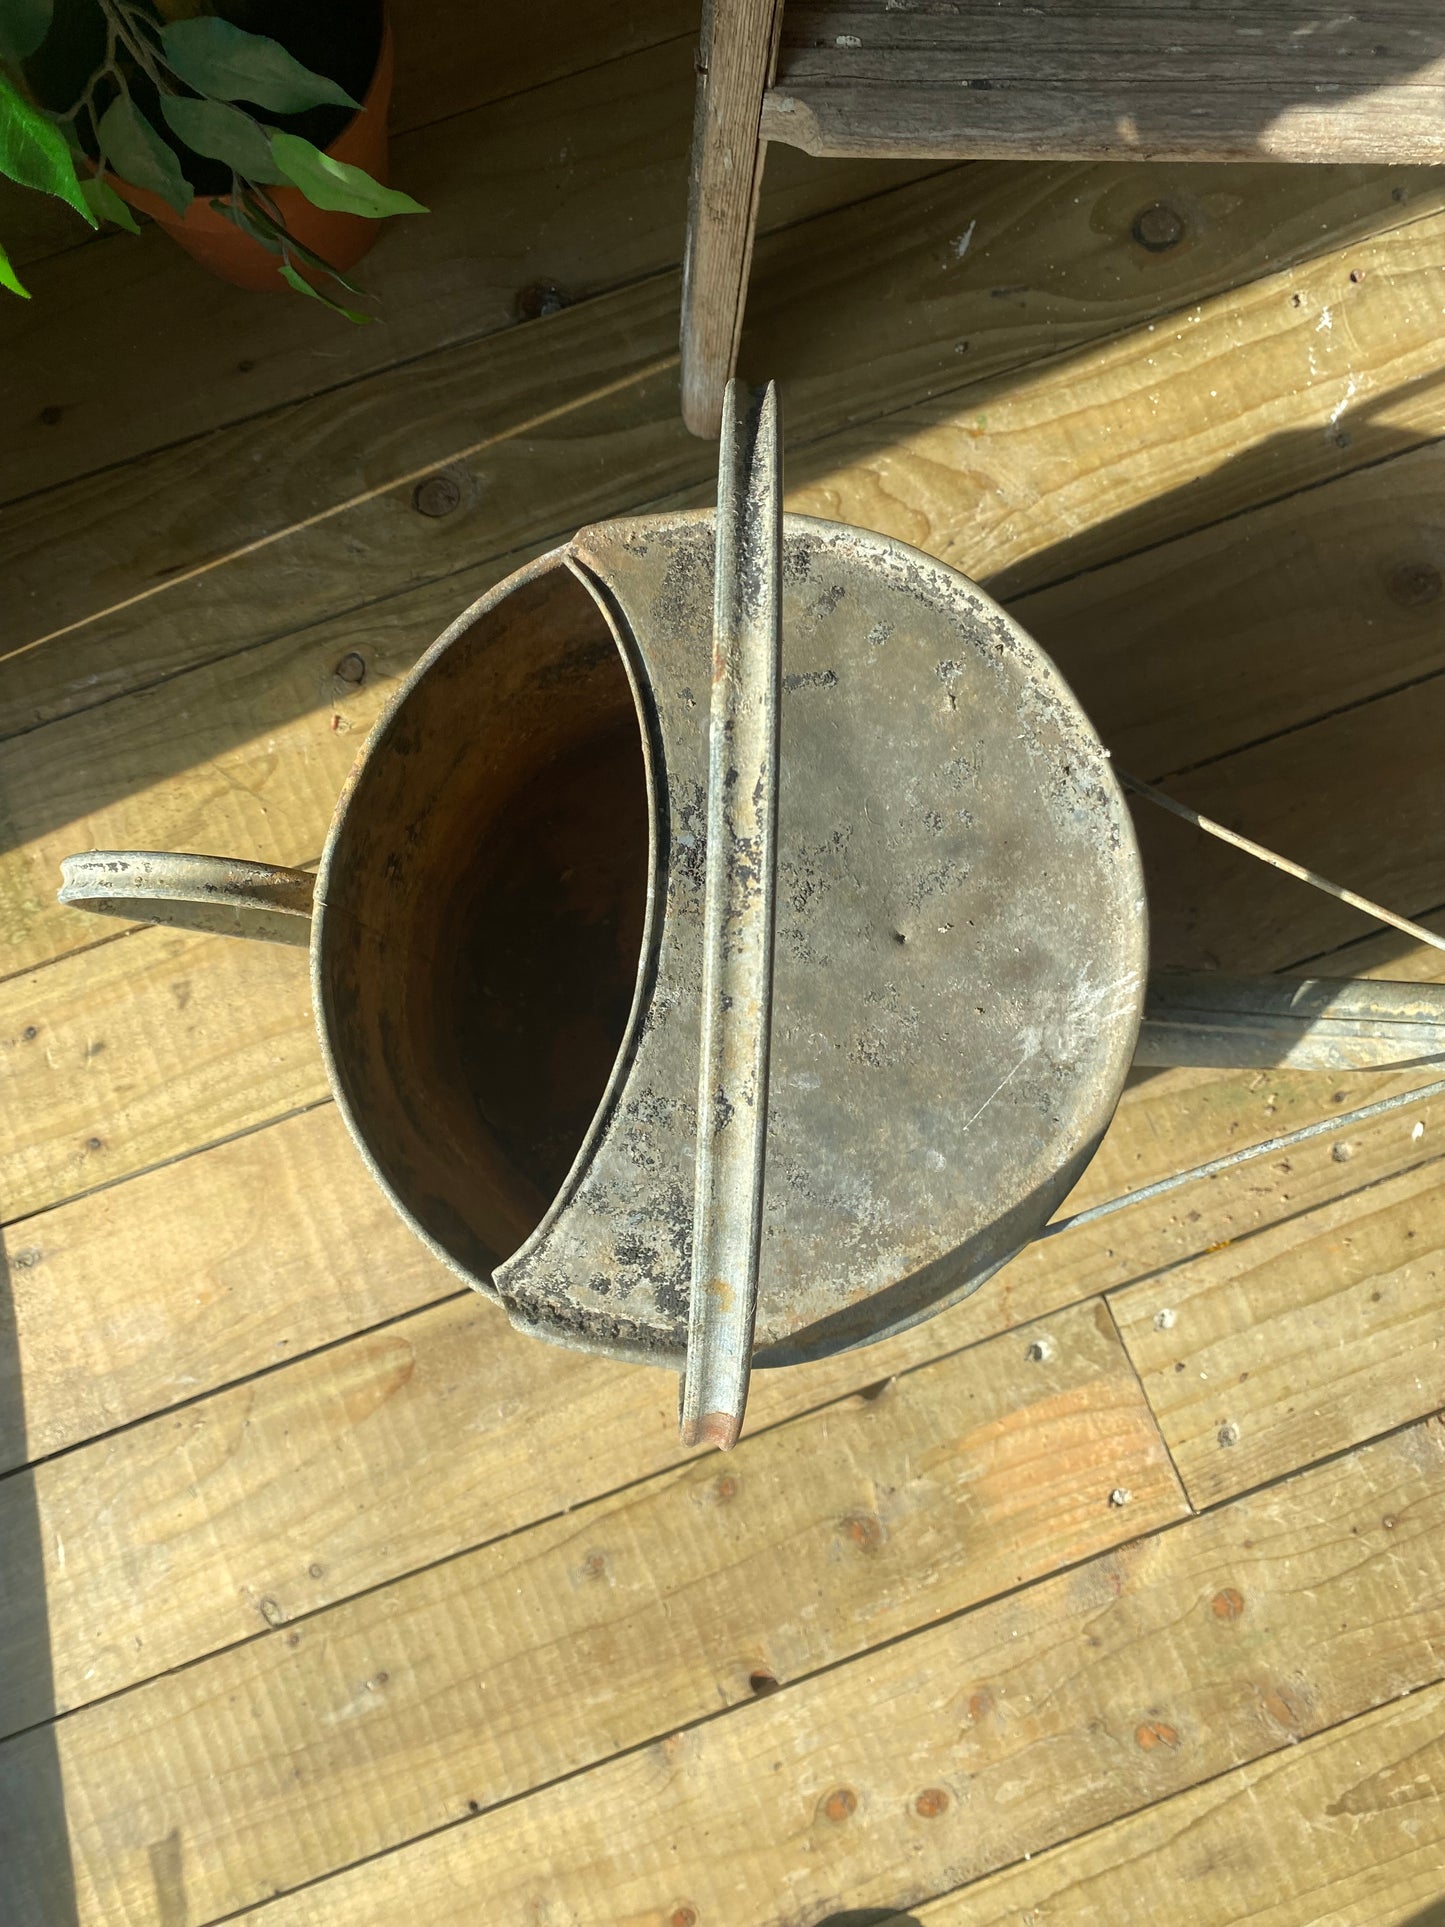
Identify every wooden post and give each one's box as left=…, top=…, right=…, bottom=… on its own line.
left=680, top=0, right=785, bottom=439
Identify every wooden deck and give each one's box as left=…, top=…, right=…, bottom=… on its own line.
left=3, top=6, right=1445, bottom=1922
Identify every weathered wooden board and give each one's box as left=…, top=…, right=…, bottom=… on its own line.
left=387, top=0, right=699, bottom=134
left=918, top=1684, right=1445, bottom=1925
left=1014, top=435, right=1445, bottom=783
left=0, top=925, right=320, bottom=1224
left=765, top=0, right=1445, bottom=164
left=220, top=1416, right=1445, bottom=1925
left=0, top=1300, right=1185, bottom=1922
left=0, top=542, right=539, bottom=974
left=1, top=37, right=936, bottom=506
left=679, top=0, right=785, bottom=437
left=5, top=160, right=1440, bottom=738
left=1132, top=674, right=1445, bottom=974
left=1114, top=1153, right=1445, bottom=1507
left=790, top=202, right=1445, bottom=604
left=0, top=1104, right=455, bottom=1475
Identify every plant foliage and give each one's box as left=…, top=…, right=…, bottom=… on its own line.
left=0, top=0, right=425, bottom=311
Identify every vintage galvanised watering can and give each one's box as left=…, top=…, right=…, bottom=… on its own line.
left=60, top=384, right=1445, bottom=1448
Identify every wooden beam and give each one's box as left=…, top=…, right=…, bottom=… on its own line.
left=680, top=0, right=786, bottom=436
left=764, top=1, right=1445, bottom=164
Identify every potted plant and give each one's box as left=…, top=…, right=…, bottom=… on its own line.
left=0, top=0, right=425, bottom=317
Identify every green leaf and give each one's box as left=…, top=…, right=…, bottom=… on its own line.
left=97, top=95, right=192, bottom=215
left=212, top=192, right=282, bottom=253
left=0, top=0, right=52, bottom=64
left=80, top=172, right=142, bottom=234
left=159, top=95, right=285, bottom=183
left=270, top=132, right=426, bottom=220
left=0, top=71, right=94, bottom=222
left=0, top=234, right=30, bottom=297
left=161, top=18, right=358, bottom=114
left=279, top=259, right=372, bottom=322
left=273, top=226, right=363, bottom=294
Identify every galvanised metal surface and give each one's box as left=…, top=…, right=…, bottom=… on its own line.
left=1137, top=971, right=1445, bottom=1071
left=680, top=382, right=784, bottom=1450
left=497, top=509, right=1148, bottom=1369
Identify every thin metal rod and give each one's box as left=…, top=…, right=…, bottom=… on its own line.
left=1039, top=1075, right=1445, bottom=1241
left=680, top=379, right=782, bottom=1452
left=1119, top=769, right=1445, bottom=958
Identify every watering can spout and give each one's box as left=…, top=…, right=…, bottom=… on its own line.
left=678, top=380, right=784, bottom=1451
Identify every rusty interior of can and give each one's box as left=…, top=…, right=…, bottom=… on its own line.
left=316, top=558, right=650, bottom=1286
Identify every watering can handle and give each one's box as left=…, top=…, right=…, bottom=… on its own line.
left=57, top=851, right=315, bottom=947
left=679, top=380, right=783, bottom=1452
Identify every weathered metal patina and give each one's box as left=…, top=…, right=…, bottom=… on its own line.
left=58, top=383, right=1445, bottom=1447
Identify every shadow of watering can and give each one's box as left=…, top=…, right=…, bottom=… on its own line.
left=59, top=384, right=1445, bottom=1448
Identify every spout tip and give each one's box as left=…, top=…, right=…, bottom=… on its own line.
left=680, top=1409, right=743, bottom=1452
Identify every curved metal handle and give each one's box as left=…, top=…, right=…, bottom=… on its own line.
left=58, top=851, right=315, bottom=947
left=680, top=379, right=783, bottom=1451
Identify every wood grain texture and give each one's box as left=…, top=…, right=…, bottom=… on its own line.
left=0, top=1299, right=1186, bottom=1923
left=0, top=1104, right=455, bottom=1474
left=790, top=202, right=1445, bottom=602
left=916, top=1683, right=1445, bottom=1926
left=680, top=0, right=785, bottom=435
left=1132, top=674, right=1445, bottom=974
left=1, top=542, right=538, bottom=974
left=0, top=37, right=935, bottom=506
left=764, top=0, right=1445, bottom=163
left=1113, top=1152, right=1445, bottom=1507
left=6, top=159, right=1439, bottom=738
left=1014, top=436, right=1445, bottom=782
left=227, top=1416, right=1445, bottom=1925
left=0, top=925, right=320, bottom=1224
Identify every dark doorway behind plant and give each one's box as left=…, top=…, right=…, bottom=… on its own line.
left=0, top=0, right=424, bottom=315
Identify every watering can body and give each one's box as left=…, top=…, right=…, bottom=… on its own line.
left=60, top=506, right=1146, bottom=1372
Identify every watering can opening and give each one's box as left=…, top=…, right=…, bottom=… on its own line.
left=313, top=554, right=660, bottom=1296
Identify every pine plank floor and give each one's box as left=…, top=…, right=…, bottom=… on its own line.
left=1, top=6, right=1443, bottom=1923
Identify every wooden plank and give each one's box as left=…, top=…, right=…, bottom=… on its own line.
left=1, top=542, right=533, bottom=977
left=5, top=159, right=1440, bottom=737
left=916, top=1685, right=1445, bottom=1926
left=680, top=0, right=785, bottom=436
left=12, top=346, right=1444, bottom=991
left=0, top=1104, right=454, bottom=1474
left=1014, top=436, right=1445, bottom=783
left=219, top=1415, right=1445, bottom=1925
left=1133, top=675, right=1445, bottom=974
left=1112, top=1153, right=1445, bottom=1508
left=790, top=204, right=1445, bottom=605
left=0, top=1299, right=1185, bottom=1921
left=764, top=1, right=1445, bottom=164
left=0, top=34, right=936, bottom=507
left=0, top=924, right=322, bottom=1225
left=764, top=81, right=1445, bottom=168
left=387, top=0, right=699, bottom=134
left=776, top=0, right=1445, bottom=80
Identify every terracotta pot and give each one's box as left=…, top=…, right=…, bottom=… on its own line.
left=110, top=21, right=394, bottom=291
